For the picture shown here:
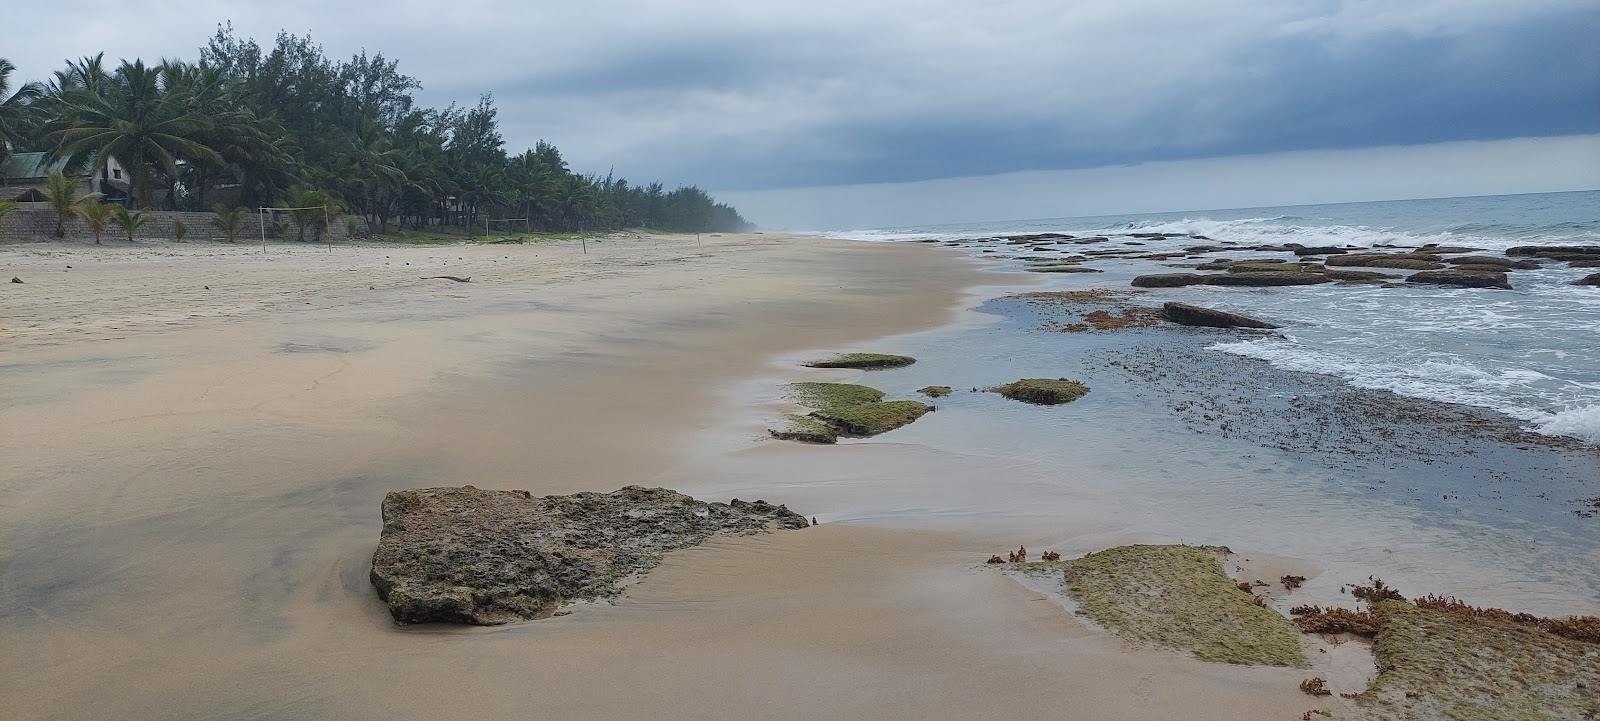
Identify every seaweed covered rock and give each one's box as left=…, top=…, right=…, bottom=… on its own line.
left=370, top=486, right=809, bottom=625
left=1507, top=245, right=1600, bottom=261
left=1027, top=264, right=1104, bottom=273
left=1201, top=272, right=1331, bottom=287
left=1326, top=254, right=1445, bottom=270
left=1443, top=255, right=1539, bottom=270
left=802, top=353, right=916, bottom=369
left=917, top=385, right=953, bottom=398
left=1290, top=246, right=1348, bottom=256
left=1161, top=302, right=1279, bottom=329
left=768, top=414, right=838, bottom=444
left=811, top=400, right=933, bottom=436
left=783, top=382, right=932, bottom=438
left=1404, top=270, right=1511, bottom=289
left=1325, top=269, right=1396, bottom=282
left=1131, top=273, right=1208, bottom=288
left=1343, top=600, right=1600, bottom=719
left=1061, top=545, right=1307, bottom=667
left=992, top=378, right=1090, bottom=405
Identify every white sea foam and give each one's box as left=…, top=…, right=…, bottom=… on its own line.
left=1213, top=337, right=1600, bottom=445
left=1538, top=406, right=1600, bottom=444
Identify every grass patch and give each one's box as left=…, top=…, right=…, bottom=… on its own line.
left=1062, top=544, right=1308, bottom=667
left=803, top=353, right=917, bottom=369
left=810, top=400, right=933, bottom=437
left=992, top=378, right=1090, bottom=405
left=767, top=414, right=838, bottom=444
left=389, top=234, right=461, bottom=246
left=1342, top=600, right=1600, bottom=720
left=917, top=385, right=953, bottom=398
left=786, top=382, right=884, bottom=409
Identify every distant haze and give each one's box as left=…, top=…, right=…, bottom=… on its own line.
left=7, top=0, right=1598, bottom=212
left=719, top=135, right=1600, bottom=230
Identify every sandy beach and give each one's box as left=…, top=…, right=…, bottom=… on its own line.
left=0, top=233, right=1349, bottom=720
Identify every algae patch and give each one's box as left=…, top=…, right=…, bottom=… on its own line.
left=802, top=352, right=916, bottom=369
left=1061, top=544, right=1308, bottom=667
left=777, top=382, right=933, bottom=438
left=992, top=378, right=1090, bottom=405
left=768, top=414, right=838, bottom=444
left=812, top=400, right=933, bottom=436
left=786, top=382, right=884, bottom=408
left=1341, top=600, right=1600, bottom=721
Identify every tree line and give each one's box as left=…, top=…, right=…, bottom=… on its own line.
left=0, top=26, right=753, bottom=235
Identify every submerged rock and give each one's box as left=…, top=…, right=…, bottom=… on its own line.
left=1131, top=273, right=1208, bottom=288
left=1404, top=270, right=1512, bottom=290
left=370, top=486, right=809, bottom=625
left=1162, top=302, right=1279, bottom=329
left=1507, top=245, right=1600, bottom=261
left=1290, top=246, right=1348, bottom=256
left=1576, top=272, right=1600, bottom=287
left=1326, top=254, right=1445, bottom=270
left=1201, top=272, right=1331, bottom=287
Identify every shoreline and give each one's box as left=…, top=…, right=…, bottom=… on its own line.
left=1, top=232, right=1589, bottom=719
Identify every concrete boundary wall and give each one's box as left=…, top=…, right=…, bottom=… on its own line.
left=0, top=209, right=360, bottom=244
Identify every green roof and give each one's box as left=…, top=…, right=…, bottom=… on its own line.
left=1, top=152, right=78, bottom=181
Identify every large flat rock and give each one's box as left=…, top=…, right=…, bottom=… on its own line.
left=370, top=485, right=808, bottom=625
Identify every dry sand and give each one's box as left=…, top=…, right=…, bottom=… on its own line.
left=1, top=233, right=1315, bottom=719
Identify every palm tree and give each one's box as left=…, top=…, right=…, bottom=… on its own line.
left=43, top=170, right=97, bottom=237
left=210, top=204, right=249, bottom=243
left=74, top=201, right=114, bottom=244
left=0, top=58, right=43, bottom=173
left=110, top=205, right=150, bottom=242
left=285, top=186, right=342, bottom=241
left=51, top=60, right=220, bottom=209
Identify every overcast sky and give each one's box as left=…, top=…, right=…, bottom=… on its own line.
left=6, top=0, right=1598, bottom=227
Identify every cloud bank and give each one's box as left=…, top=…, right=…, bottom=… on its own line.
left=7, top=0, right=1597, bottom=197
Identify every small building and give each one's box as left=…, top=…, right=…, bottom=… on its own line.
left=0, top=152, right=160, bottom=206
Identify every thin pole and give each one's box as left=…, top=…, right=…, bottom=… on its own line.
left=260, top=207, right=267, bottom=253
left=325, top=205, right=331, bottom=251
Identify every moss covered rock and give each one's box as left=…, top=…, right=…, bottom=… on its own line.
left=992, top=378, right=1090, bottom=405
left=1344, top=600, right=1600, bottom=720
left=1062, top=545, right=1307, bottom=667
left=1405, top=270, right=1512, bottom=290
left=1131, top=273, right=1208, bottom=288
left=786, top=382, right=885, bottom=408
left=768, top=414, right=838, bottom=444
left=803, top=353, right=916, bottom=369
left=917, top=385, right=953, bottom=398
left=810, top=400, right=933, bottom=437
left=1326, top=254, right=1446, bottom=270
left=1201, top=272, right=1332, bottom=286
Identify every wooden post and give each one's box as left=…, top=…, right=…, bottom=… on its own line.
left=260, top=208, right=267, bottom=253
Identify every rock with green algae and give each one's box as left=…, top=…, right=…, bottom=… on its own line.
left=1339, top=600, right=1600, bottom=721
left=991, top=378, right=1090, bottom=405
left=810, top=400, right=933, bottom=436
left=1059, top=544, right=1308, bottom=668
left=767, top=414, right=838, bottom=444
left=917, top=385, right=953, bottom=398
left=780, top=382, right=933, bottom=438
left=802, top=353, right=916, bottom=369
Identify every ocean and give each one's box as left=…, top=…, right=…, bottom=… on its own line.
left=825, top=190, right=1600, bottom=444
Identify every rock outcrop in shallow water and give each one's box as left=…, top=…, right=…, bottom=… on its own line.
left=370, top=485, right=808, bottom=625
left=1404, top=269, right=1512, bottom=290
left=1162, top=302, right=1279, bottom=329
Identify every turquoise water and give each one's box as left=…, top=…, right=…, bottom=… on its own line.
left=825, top=191, right=1600, bottom=443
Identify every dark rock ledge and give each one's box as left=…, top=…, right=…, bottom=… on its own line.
left=370, top=485, right=808, bottom=625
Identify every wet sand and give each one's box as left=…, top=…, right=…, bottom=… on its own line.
left=1, top=233, right=1318, bottom=720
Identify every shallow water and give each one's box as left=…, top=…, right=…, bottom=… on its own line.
left=823, top=190, right=1600, bottom=443
left=686, top=265, right=1600, bottom=617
